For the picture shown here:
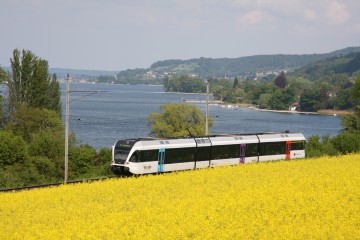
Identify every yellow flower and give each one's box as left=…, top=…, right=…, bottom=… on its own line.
left=1, top=155, right=359, bottom=239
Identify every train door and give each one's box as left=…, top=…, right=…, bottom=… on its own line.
left=240, top=144, right=246, bottom=164
left=158, top=149, right=165, bottom=172
left=285, top=141, right=291, bottom=159
left=194, top=138, right=212, bottom=169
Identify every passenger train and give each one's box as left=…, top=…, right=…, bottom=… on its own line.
left=111, top=132, right=306, bottom=175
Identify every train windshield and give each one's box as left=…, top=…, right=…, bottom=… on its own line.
left=114, top=140, right=136, bottom=162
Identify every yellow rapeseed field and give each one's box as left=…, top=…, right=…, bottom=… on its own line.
left=1, top=155, right=359, bottom=239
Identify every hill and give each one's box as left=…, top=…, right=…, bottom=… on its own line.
left=291, top=52, right=360, bottom=80
left=113, top=46, right=360, bottom=82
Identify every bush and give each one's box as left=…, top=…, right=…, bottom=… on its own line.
left=29, top=130, right=64, bottom=160
left=331, top=131, right=360, bottom=154
left=305, top=135, right=339, bottom=158
left=94, top=148, right=113, bottom=176
left=69, top=144, right=97, bottom=178
left=0, top=130, right=28, bottom=167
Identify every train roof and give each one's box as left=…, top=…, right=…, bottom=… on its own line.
left=257, top=133, right=306, bottom=142
left=114, top=132, right=305, bottom=149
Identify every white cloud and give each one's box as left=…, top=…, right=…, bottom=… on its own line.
left=326, top=1, right=350, bottom=25
left=303, top=9, right=317, bottom=21
left=238, top=10, right=264, bottom=25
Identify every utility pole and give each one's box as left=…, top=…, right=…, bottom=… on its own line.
left=205, top=81, right=209, bottom=136
left=64, top=74, right=70, bottom=183
left=64, top=74, right=106, bottom=183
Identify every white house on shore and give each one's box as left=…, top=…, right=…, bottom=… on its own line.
left=289, top=102, right=300, bottom=111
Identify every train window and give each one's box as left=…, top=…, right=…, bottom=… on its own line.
left=196, top=147, right=211, bottom=161
left=211, top=145, right=240, bottom=160
left=114, top=150, right=130, bottom=162
left=138, top=150, right=158, bottom=162
left=129, top=151, right=139, bottom=162
left=259, top=142, right=286, bottom=156
left=165, top=148, right=196, bottom=164
left=291, top=141, right=305, bottom=150
left=245, top=143, right=258, bottom=157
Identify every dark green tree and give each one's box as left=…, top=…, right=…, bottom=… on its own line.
left=334, top=89, right=353, bottom=110
left=341, top=76, right=360, bottom=131
left=163, top=75, right=206, bottom=93
left=274, top=71, right=287, bottom=89
left=233, top=77, right=239, bottom=89
left=268, top=88, right=295, bottom=110
left=7, top=49, right=61, bottom=115
left=299, top=89, right=322, bottom=112
left=0, top=66, right=7, bottom=127
left=0, top=65, right=6, bottom=83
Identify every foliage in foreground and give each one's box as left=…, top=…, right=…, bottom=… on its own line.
left=1, top=155, right=359, bottom=239
left=305, top=131, right=360, bottom=158
left=148, top=103, right=213, bottom=137
left=0, top=127, right=113, bottom=189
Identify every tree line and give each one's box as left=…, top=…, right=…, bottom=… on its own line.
left=0, top=49, right=112, bottom=189
left=163, top=72, right=355, bottom=112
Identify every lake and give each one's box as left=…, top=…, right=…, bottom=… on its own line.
left=61, top=83, right=342, bottom=149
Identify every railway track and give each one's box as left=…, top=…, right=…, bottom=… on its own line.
left=0, top=176, right=122, bottom=193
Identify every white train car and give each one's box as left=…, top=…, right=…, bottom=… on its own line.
left=111, top=132, right=306, bottom=175
left=208, top=135, right=259, bottom=167
left=258, top=133, right=306, bottom=162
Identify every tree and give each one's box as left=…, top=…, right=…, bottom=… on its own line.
left=163, top=75, right=206, bottom=93
left=233, top=77, right=239, bottom=89
left=274, top=71, right=287, bottom=89
left=0, top=66, right=7, bottom=127
left=299, top=89, right=321, bottom=112
left=69, top=144, right=97, bottom=178
left=334, top=89, right=353, bottom=110
left=268, top=88, right=295, bottom=110
left=7, top=49, right=61, bottom=115
left=148, top=103, right=213, bottom=138
left=0, top=65, right=6, bottom=84
left=5, top=105, right=62, bottom=142
left=258, top=93, right=272, bottom=109
left=350, top=76, right=360, bottom=107
left=341, top=76, right=360, bottom=131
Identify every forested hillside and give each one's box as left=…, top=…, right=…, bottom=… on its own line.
left=291, top=52, right=360, bottom=80
left=108, top=46, right=360, bottom=83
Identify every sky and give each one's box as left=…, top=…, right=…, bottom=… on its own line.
left=1, top=0, right=360, bottom=71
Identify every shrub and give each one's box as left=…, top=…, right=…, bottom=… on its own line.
left=331, top=131, right=360, bottom=154
left=0, top=130, right=28, bottom=167
left=69, top=144, right=97, bottom=178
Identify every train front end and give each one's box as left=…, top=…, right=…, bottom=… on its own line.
left=111, top=139, right=137, bottom=175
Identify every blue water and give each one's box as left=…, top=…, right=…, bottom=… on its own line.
left=61, top=83, right=342, bottom=149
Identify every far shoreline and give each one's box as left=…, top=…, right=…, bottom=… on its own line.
left=228, top=103, right=351, bottom=116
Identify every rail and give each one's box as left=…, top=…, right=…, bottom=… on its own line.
left=0, top=176, right=121, bottom=193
